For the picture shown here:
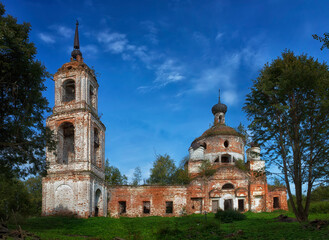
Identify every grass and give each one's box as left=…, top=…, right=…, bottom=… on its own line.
left=10, top=211, right=329, bottom=240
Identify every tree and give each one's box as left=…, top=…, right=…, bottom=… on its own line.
left=131, top=167, right=142, bottom=186
left=244, top=50, right=329, bottom=222
left=172, top=155, right=190, bottom=185
left=0, top=3, right=55, bottom=178
left=313, top=33, right=329, bottom=50
left=24, top=175, right=42, bottom=215
left=104, top=159, right=128, bottom=185
left=147, top=154, right=177, bottom=185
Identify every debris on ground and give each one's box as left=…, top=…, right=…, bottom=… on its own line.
left=275, top=214, right=298, bottom=223
left=224, top=229, right=244, bottom=238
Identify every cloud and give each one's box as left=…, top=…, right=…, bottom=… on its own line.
left=39, top=33, right=55, bottom=43
left=141, top=21, right=158, bottom=44
left=97, top=31, right=128, bottom=53
left=155, top=59, right=185, bottom=86
left=83, top=44, right=98, bottom=58
left=215, top=32, right=224, bottom=41
left=222, top=89, right=238, bottom=106
left=138, top=59, right=185, bottom=92
left=51, top=25, right=74, bottom=38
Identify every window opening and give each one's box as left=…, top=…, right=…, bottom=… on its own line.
left=59, top=122, right=74, bottom=164
left=224, top=140, right=229, bottom=148
left=63, top=79, right=75, bottom=102
left=238, top=199, right=244, bottom=212
left=166, top=201, right=173, bottom=214
left=94, top=128, right=101, bottom=167
left=143, top=201, right=150, bottom=214
left=221, top=155, right=230, bottom=163
left=89, top=85, right=96, bottom=108
left=273, top=197, right=280, bottom=208
left=119, top=201, right=126, bottom=214
left=224, top=199, right=233, bottom=210
left=222, top=183, right=234, bottom=190
left=214, top=157, right=219, bottom=163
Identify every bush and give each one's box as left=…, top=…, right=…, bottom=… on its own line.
left=309, top=201, right=329, bottom=214
left=215, top=209, right=246, bottom=223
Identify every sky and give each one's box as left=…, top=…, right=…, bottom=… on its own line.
left=3, top=0, right=329, bottom=183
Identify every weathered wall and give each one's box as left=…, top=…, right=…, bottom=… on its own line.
left=108, top=186, right=187, bottom=217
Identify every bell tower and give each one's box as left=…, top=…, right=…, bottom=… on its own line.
left=42, top=21, right=107, bottom=218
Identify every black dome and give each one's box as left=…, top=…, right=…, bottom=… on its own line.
left=211, top=89, right=227, bottom=115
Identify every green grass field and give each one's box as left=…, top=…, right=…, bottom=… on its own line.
left=12, top=211, right=329, bottom=240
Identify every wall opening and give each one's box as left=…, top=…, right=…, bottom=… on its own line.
left=119, top=201, right=126, bottom=214
left=93, top=127, right=101, bottom=167
left=221, top=154, right=230, bottom=163
left=224, top=199, right=233, bottom=210
left=166, top=201, right=173, bottom=214
left=95, top=189, right=101, bottom=217
left=58, top=122, right=74, bottom=164
left=191, top=198, right=202, bottom=213
left=214, top=157, right=219, bottom=163
left=89, top=85, right=96, bottom=108
left=222, top=183, right=234, bottom=190
left=62, top=79, right=75, bottom=102
left=212, top=200, right=219, bottom=213
left=273, top=197, right=280, bottom=208
left=238, top=199, right=244, bottom=212
left=143, top=201, right=150, bottom=214
left=224, top=140, right=229, bottom=148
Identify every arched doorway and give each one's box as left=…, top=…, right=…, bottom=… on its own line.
left=95, top=189, right=102, bottom=216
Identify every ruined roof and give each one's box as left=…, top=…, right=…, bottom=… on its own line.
left=54, top=61, right=96, bottom=80
left=191, top=123, right=241, bottom=148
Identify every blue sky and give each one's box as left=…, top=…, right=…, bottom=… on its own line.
left=3, top=0, right=329, bottom=182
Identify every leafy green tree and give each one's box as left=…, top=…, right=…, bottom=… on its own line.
left=0, top=176, right=31, bottom=220
left=244, top=50, right=329, bottom=222
left=131, top=167, right=142, bottom=186
left=0, top=3, right=55, bottom=178
left=24, top=175, right=42, bottom=215
left=172, top=155, right=190, bottom=185
left=104, top=159, right=128, bottom=185
left=147, top=154, right=177, bottom=185
left=313, top=33, right=329, bottom=50
left=310, top=185, right=329, bottom=202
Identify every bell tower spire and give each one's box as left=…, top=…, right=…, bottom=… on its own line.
left=71, top=20, right=83, bottom=62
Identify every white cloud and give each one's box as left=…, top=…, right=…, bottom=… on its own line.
left=39, top=33, right=55, bottom=43
left=83, top=44, right=98, bottom=58
left=141, top=21, right=158, bottom=44
left=53, top=25, right=74, bottom=38
left=97, top=32, right=128, bottom=53
left=154, top=59, right=185, bottom=86
left=215, top=32, right=224, bottom=41
left=138, top=59, right=185, bottom=92
left=222, top=89, right=238, bottom=106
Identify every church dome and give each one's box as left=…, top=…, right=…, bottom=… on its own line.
left=191, top=123, right=241, bottom=149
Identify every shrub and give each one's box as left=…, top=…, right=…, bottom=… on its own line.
left=215, top=209, right=246, bottom=223
left=309, top=201, right=329, bottom=214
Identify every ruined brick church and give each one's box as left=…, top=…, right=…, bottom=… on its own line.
left=42, top=23, right=288, bottom=218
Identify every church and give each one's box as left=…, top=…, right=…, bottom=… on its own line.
left=42, top=23, right=288, bottom=218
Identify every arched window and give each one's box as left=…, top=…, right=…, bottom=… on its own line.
left=62, top=79, right=75, bottom=102
left=58, top=122, right=75, bottom=164
left=94, top=127, right=101, bottom=168
left=222, top=183, right=234, bottom=190
left=221, top=154, right=231, bottom=163
left=89, top=85, right=96, bottom=108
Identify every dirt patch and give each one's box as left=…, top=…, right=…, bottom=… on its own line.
left=274, top=214, right=298, bottom=223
